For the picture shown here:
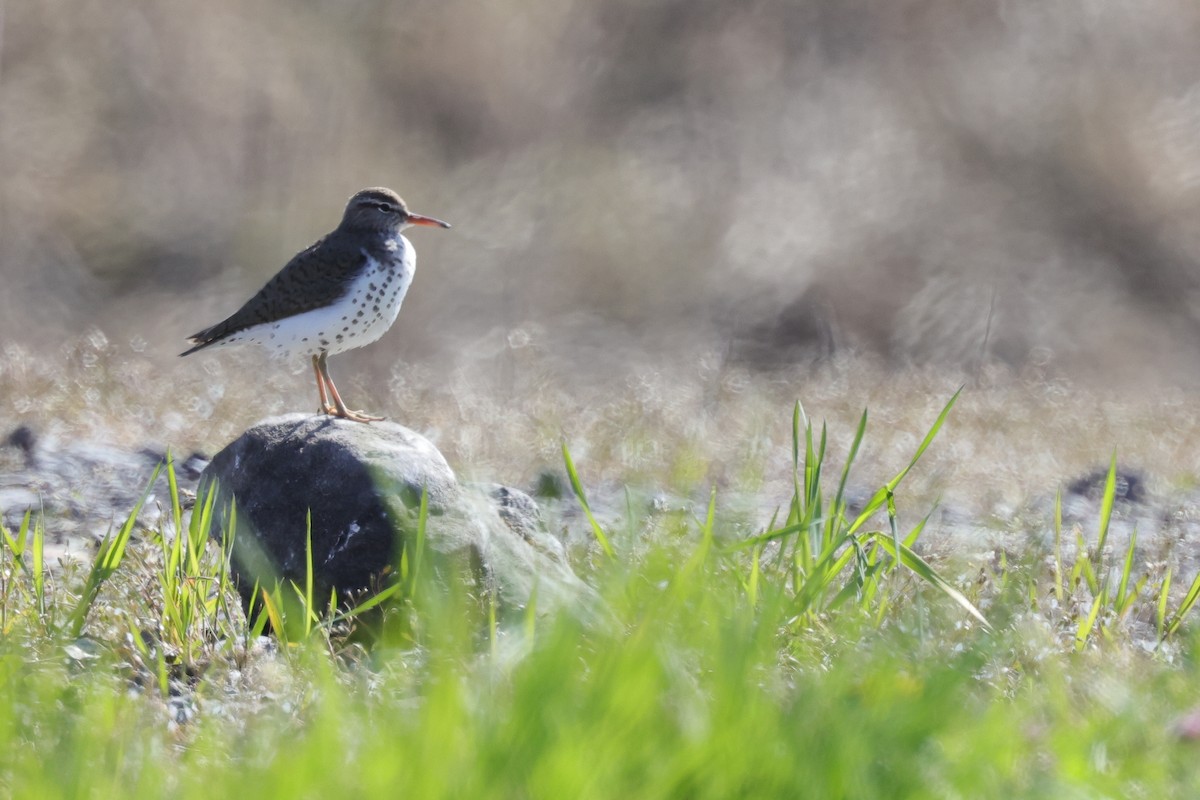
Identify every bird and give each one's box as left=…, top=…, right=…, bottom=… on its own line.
left=181, top=187, right=450, bottom=423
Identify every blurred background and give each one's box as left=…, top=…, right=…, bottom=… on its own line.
left=6, top=1, right=1200, bottom=433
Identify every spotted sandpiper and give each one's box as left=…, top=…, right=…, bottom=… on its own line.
left=181, top=187, right=450, bottom=423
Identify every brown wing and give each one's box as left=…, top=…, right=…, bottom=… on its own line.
left=180, top=235, right=368, bottom=355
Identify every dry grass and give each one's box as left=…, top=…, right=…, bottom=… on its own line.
left=6, top=334, right=1200, bottom=527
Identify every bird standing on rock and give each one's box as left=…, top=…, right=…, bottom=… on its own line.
left=181, top=187, right=450, bottom=423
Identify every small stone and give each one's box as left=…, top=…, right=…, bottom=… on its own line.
left=5, top=425, right=36, bottom=463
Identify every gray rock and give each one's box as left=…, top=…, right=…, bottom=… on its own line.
left=199, top=414, right=590, bottom=619
left=5, top=425, right=37, bottom=465
left=0, top=424, right=183, bottom=550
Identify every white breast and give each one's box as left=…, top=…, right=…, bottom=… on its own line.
left=216, top=235, right=416, bottom=360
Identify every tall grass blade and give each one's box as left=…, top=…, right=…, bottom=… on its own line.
left=1093, top=453, right=1118, bottom=572
left=31, top=510, right=44, bottom=619
left=1165, top=570, right=1200, bottom=638
left=1, top=509, right=29, bottom=561
left=259, top=588, right=285, bottom=645
left=411, top=488, right=428, bottom=594
left=1073, top=527, right=1097, bottom=596
left=1156, top=567, right=1173, bottom=643
left=886, top=489, right=900, bottom=572
left=870, top=533, right=991, bottom=631
left=1113, top=528, right=1139, bottom=617
left=828, top=409, right=868, bottom=543
left=790, top=402, right=803, bottom=527
left=339, top=582, right=403, bottom=619
left=304, top=513, right=315, bottom=637
left=166, top=450, right=184, bottom=553
left=561, top=441, right=614, bottom=559
left=69, top=461, right=163, bottom=637
left=843, top=389, right=959, bottom=539
left=1075, top=585, right=1105, bottom=652
left=789, top=537, right=858, bottom=618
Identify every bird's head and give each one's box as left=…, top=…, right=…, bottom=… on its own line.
left=340, top=187, right=451, bottom=233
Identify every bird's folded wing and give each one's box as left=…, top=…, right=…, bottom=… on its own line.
left=186, top=237, right=367, bottom=344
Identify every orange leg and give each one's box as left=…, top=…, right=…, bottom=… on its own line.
left=316, top=351, right=384, bottom=423
left=312, top=354, right=336, bottom=415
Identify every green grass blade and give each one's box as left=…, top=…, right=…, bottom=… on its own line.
left=886, top=489, right=900, bottom=572
left=304, top=514, right=315, bottom=637
left=827, top=409, right=868, bottom=544
left=338, top=581, right=404, bottom=619
left=788, top=402, right=804, bottom=527
left=1075, top=585, right=1105, bottom=652
left=1073, top=527, right=1097, bottom=595
left=870, top=533, right=991, bottom=632
left=842, top=385, right=957, bottom=539
left=805, top=420, right=825, bottom=516
left=1114, top=527, right=1137, bottom=614
left=729, top=518, right=834, bottom=551
left=1165, top=570, right=1200, bottom=638
left=790, top=537, right=858, bottom=617
left=69, top=461, right=163, bottom=637
left=166, top=451, right=185, bottom=562
left=903, top=507, right=933, bottom=549
left=845, top=486, right=890, bottom=538
left=31, top=511, right=44, bottom=619
left=1, top=509, right=29, bottom=561
left=561, top=441, right=615, bottom=559
left=1116, top=576, right=1146, bottom=622
left=1094, top=453, right=1118, bottom=568
left=260, top=588, right=286, bottom=646
left=843, top=388, right=963, bottom=540
left=1156, top=567, right=1173, bottom=642
left=411, top=487, right=428, bottom=594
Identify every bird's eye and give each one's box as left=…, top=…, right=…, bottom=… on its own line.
left=377, top=202, right=394, bottom=214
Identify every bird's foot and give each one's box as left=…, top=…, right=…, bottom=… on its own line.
left=329, top=407, right=386, bottom=424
